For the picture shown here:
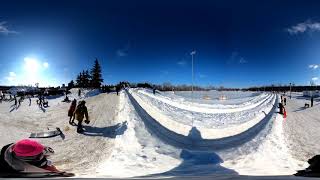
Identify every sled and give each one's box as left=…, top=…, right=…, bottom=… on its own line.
left=0, top=171, right=74, bottom=178
left=29, top=127, right=62, bottom=138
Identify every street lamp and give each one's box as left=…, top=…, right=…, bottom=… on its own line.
left=289, top=83, right=292, bottom=99
left=190, top=50, right=196, bottom=94
left=190, top=50, right=196, bottom=127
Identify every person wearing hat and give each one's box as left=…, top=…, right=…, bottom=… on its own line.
left=72, top=100, right=90, bottom=133
left=0, top=139, right=59, bottom=174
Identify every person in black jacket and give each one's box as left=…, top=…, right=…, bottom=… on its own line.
left=278, top=102, right=284, bottom=114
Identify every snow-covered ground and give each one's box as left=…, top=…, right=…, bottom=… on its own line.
left=0, top=88, right=314, bottom=178
left=163, top=90, right=262, bottom=106
left=283, top=92, right=320, bottom=161
left=0, top=88, right=120, bottom=175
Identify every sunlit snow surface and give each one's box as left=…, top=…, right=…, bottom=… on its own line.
left=94, top=89, right=306, bottom=177
left=0, top=88, right=307, bottom=178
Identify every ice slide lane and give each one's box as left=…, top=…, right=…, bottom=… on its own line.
left=138, top=89, right=271, bottom=113
left=133, top=89, right=276, bottom=135
left=126, top=90, right=278, bottom=151
left=94, top=92, right=303, bottom=177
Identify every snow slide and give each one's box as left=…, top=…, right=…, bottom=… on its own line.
left=93, top=90, right=305, bottom=177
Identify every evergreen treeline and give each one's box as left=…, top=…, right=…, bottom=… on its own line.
left=69, top=58, right=103, bottom=88
left=245, top=85, right=320, bottom=92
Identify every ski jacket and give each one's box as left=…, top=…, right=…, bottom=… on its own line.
left=73, top=105, right=89, bottom=122
left=68, top=102, right=77, bottom=117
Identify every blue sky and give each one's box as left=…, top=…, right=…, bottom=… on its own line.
left=1, top=0, right=320, bottom=88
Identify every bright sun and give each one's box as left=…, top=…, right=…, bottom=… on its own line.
left=24, top=57, right=40, bottom=73
left=21, top=57, right=51, bottom=86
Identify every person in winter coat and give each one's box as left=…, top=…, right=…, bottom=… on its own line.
left=116, top=85, right=120, bottom=96
left=68, top=99, right=77, bottom=124
left=72, top=100, right=90, bottom=133
left=0, top=139, right=60, bottom=174
left=278, top=102, right=284, bottom=114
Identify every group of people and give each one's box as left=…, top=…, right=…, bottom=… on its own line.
left=68, top=99, right=90, bottom=133
left=37, top=95, right=48, bottom=108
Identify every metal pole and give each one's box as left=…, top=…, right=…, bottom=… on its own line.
left=190, top=50, right=196, bottom=127
left=289, top=83, right=292, bottom=99
left=191, top=53, right=194, bottom=94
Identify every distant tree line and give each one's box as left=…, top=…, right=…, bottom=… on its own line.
left=121, top=82, right=209, bottom=91
left=68, top=58, right=103, bottom=89
left=244, top=84, right=320, bottom=92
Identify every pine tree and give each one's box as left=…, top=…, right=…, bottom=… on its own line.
left=83, top=70, right=91, bottom=88
left=90, top=58, right=103, bottom=88
left=68, top=80, right=75, bottom=89
left=76, top=73, right=82, bottom=87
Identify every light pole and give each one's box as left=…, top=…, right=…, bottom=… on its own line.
left=191, top=50, right=196, bottom=94
left=190, top=50, right=196, bottom=127
left=289, top=83, right=292, bottom=99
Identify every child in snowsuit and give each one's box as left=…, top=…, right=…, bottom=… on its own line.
left=0, top=139, right=60, bottom=174
left=72, top=100, right=90, bottom=133
left=68, top=99, right=77, bottom=124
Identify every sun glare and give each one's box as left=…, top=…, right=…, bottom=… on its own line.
left=24, top=57, right=39, bottom=73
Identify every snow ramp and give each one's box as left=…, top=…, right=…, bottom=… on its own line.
left=126, top=89, right=278, bottom=151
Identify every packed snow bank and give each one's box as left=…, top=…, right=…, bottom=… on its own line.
left=94, top=92, right=182, bottom=177
left=138, top=89, right=271, bottom=114
left=68, top=88, right=101, bottom=98
left=130, top=89, right=276, bottom=139
left=94, top=92, right=238, bottom=178
left=126, top=89, right=277, bottom=150
left=133, top=88, right=275, bottom=129
left=94, top=91, right=304, bottom=177
left=221, top=101, right=307, bottom=175
left=165, top=90, right=262, bottom=106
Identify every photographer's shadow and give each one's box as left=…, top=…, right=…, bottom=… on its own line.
left=148, top=127, right=238, bottom=176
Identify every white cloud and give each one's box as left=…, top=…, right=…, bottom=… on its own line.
left=43, top=62, right=49, bottom=68
left=0, top=21, right=18, bottom=35
left=239, top=57, right=248, bottom=64
left=5, top=71, right=16, bottom=82
left=312, top=77, right=319, bottom=81
left=309, top=64, right=319, bottom=69
left=177, top=60, right=187, bottom=66
left=228, top=51, right=247, bottom=64
left=287, top=20, right=320, bottom=35
left=116, top=49, right=128, bottom=57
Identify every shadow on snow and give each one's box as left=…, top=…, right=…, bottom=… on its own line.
left=81, top=121, right=128, bottom=138
left=145, top=127, right=238, bottom=177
